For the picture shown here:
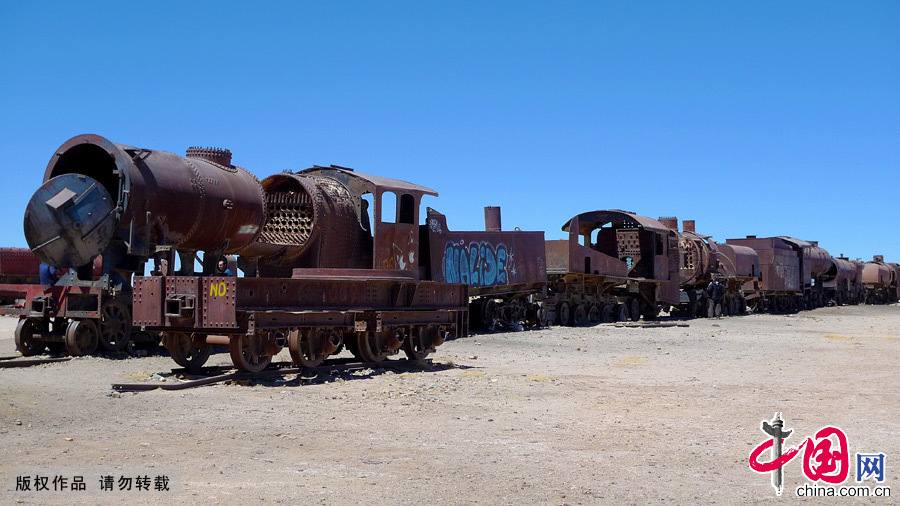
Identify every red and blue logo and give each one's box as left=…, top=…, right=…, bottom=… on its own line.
left=748, top=413, right=887, bottom=497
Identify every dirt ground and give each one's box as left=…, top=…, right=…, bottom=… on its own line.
left=0, top=305, right=897, bottom=504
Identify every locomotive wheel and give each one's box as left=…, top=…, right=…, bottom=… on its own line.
left=526, top=304, right=544, bottom=328
left=615, top=304, right=627, bottom=322
left=403, top=326, right=435, bottom=365
left=600, top=304, right=615, bottom=323
left=46, top=342, right=66, bottom=355
left=686, top=299, right=698, bottom=319
left=557, top=302, right=572, bottom=326
left=15, top=319, right=42, bottom=356
left=641, top=301, right=659, bottom=321
left=355, top=331, right=391, bottom=363
left=628, top=298, right=640, bottom=322
left=229, top=333, right=272, bottom=373
left=64, top=319, right=99, bottom=356
left=345, top=333, right=361, bottom=359
left=573, top=304, right=588, bottom=326
left=164, top=332, right=211, bottom=373
left=722, top=297, right=732, bottom=317
left=288, top=328, right=339, bottom=368
left=587, top=304, right=602, bottom=324
left=99, top=299, right=132, bottom=352
left=482, top=299, right=498, bottom=330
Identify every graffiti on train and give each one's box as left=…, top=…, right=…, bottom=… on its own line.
left=443, top=240, right=511, bottom=287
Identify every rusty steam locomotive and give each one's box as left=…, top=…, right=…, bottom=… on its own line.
left=18, top=134, right=547, bottom=370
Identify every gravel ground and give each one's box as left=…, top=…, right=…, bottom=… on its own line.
left=0, top=305, right=897, bottom=505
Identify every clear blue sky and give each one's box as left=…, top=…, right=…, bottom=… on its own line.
left=1, top=1, right=897, bottom=260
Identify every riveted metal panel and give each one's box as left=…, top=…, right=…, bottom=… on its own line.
left=202, top=276, right=237, bottom=328
left=132, top=276, right=163, bottom=326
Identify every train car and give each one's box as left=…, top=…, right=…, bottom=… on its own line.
left=658, top=218, right=759, bottom=318
left=779, top=237, right=832, bottom=309
left=725, top=235, right=831, bottom=313
left=889, top=262, right=900, bottom=302
left=862, top=256, right=898, bottom=304
left=424, top=206, right=546, bottom=331
left=725, top=236, right=802, bottom=313
left=543, top=210, right=680, bottom=325
left=0, top=248, right=40, bottom=307
left=822, top=256, right=864, bottom=306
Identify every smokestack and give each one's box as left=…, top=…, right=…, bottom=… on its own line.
left=658, top=216, right=678, bottom=231
left=874, top=255, right=884, bottom=263
left=746, top=235, right=757, bottom=239
left=683, top=220, right=696, bottom=233
left=484, top=206, right=501, bottom=232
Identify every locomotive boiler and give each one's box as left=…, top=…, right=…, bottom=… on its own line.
left=26, top=135, right=265, bottom=268
left=16, top=134, right=266, bottom=356
left=862, top=255, right=899, bottom=304
left=658, top=218, right=759, bottom=318
left=822, top=256, right=864, bottom=306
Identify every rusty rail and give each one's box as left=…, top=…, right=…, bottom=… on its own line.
left=111, top=358, right=433, bottom=393
left=0, top=357, right=72, bottom=368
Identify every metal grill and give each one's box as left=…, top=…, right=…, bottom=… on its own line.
left=616, top=229, right=641, bottom=260
left=682, top=237, right=696, bottom=270
left=259, top=191, right=314, bottom=246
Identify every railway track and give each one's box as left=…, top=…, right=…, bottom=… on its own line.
left=111, top=357, right=435, bottom=393
left=0, top=355, right=72, bottom=368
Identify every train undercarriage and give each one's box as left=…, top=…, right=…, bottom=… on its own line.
left=133, top=272, right=467, bottom=372
left=543, top=274, right=665, bottom=326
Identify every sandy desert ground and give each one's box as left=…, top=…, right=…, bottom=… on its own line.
left=0, top=305, right=897, bottom=504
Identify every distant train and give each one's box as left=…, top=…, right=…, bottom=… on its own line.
left=544, top=214, right=893, bottom=324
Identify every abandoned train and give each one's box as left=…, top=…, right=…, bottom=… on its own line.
left=13, top=134, right=899, bottom=363
left=19, top=134, right=549, bottom=369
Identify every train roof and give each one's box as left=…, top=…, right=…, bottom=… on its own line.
left=561, top=209, right=671, bottom=233
left=776, top=236, right=820, bottom=249
left=301, top=166, right=438, bottom=197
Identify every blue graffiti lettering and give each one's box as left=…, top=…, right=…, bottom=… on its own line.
left=443, top=241, right=510, bottom=287
left=496, top=243, right=508, bottom=285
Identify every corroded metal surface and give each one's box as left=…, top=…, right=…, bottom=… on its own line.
left=0, top=248, right=40, bottom=284
left=243, top=172, right=372, bottom=269
left=425, top=209, right=546, bottom=296
left=29, top=134, right=266, bottom=266
left=726, top=236, right=802, bottom=293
